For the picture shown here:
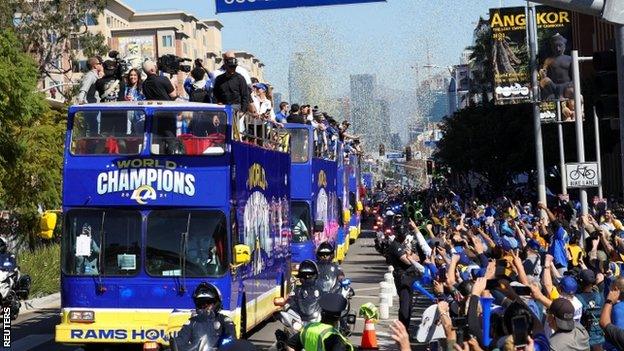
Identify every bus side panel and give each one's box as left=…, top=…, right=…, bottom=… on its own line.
left=231, top=142, right=291, bottom=331
left=311, top=158, right=339, bottom=248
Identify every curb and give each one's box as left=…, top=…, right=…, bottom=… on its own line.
left=22, top=292, right=60, bottom=311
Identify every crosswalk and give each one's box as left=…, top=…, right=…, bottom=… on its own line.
left=6, top=334, right=53, bottom=351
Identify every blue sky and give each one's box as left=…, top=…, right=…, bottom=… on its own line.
left=125, top=0, right=526, bottom=98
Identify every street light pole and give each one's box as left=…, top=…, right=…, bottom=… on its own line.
left=527, top=2, right=547, bottom=207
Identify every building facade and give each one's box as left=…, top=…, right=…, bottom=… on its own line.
left=42, top=0, right=265, bottom=102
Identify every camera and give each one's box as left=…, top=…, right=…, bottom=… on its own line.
left=108, top=50, right=131, bottom=80
left=157, top=54, right=192, bottom=75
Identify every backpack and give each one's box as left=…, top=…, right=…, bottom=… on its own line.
left=578, top=293, right=602, bottom=332
left=189, top=87, right=209, bottom=103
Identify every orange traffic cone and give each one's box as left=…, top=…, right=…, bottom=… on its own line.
left=359, top=319, right=379, bottom=350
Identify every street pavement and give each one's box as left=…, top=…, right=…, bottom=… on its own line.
left=6, top=229, right=401, bottom=350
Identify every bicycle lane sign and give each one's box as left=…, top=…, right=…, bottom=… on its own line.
left=565, top=162, right=600, bottom=188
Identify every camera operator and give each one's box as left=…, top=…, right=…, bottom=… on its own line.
left=95, top=60, right=126, bottom=103
left=387, top=213, right=421, bottom=329
left=142, top=60, right=177, bottom=101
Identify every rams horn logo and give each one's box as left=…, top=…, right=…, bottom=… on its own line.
left=130, top=185, right=157, bottom=204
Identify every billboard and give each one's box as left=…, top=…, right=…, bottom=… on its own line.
left=489, top=6, right=575, bottom=107
left=489, top=7, right=531, bottom=105
left=216, top=0, right=385, bottom=13
left=537, top=7, right=573, bottom=102
left=117, top=36, right=156, bottom=71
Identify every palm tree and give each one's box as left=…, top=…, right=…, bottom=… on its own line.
left=466, top=17, right=494, bottom=105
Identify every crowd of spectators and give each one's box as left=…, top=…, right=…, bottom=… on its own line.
left=382, top=183, right=624, bottom=351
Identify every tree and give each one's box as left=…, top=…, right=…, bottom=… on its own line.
left=0, top=29, right=65, bottom=249
left=466, top=18, right=494, bottom=104
left=9, top=0, right=108, bottom=100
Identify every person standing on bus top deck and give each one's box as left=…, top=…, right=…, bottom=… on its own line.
left=213, top=55, right=250, bottom=113
left=172, top=282, right=236, bottom=351
left=275, top=102, right=289, bottom=124
left=75, top=223, right=100, bottom=275
left=142, top=60, right=177, bottom=101
left=185, top=62, right=213, bottom=103
left=77, top=56, right=103, bottom=104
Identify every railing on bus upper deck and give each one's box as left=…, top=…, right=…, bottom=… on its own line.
left=312, top=127, right=337, bottom=161
left=232, top=110, right=290, bottom=153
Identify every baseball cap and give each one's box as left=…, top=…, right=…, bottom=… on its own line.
left=254, top=83, right=268, bottom=91
left=578, top=269, right=596, bottom=285
left=548, top=298, right=575, bottom=332
left=558, top=275, right=578, bottom=295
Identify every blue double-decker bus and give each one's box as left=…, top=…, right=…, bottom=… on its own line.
left=55, top=102, right=291, bottom=348
left=286, top=124, right=339, bottom=269
left=347, top=152, right=363, bottom=242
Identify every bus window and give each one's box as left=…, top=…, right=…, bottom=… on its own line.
left=288, top=129, right=309, bottom=163
left=71, top=110, right=145, bottom=155
left=62, top=209, right=141, bottom=276
left=151, top=111, right=226, bottom=155
left=146, top=210, right=227, bottom=277
left=290, top=201, right=310, bottom=243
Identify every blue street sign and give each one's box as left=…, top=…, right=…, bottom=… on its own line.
left=216, top=0, right=386, bottom=13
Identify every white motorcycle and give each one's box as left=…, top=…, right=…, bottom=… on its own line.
left=0, top=254, right=30, bottom=320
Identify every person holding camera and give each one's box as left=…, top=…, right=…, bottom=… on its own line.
left=184, top=60, right=213, bottom=103
left=95, top=60, right=126, bottom=103
left=142, top=60, right=177, bottom=101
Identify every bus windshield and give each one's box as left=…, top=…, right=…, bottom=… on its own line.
left=63, top=209, right=141, bottom=276
left=146, top=210, right=227, bottom=277
left=151, top=111, right=227, bottom=155
left=289, top=129, right=309, bottom=163
left=71, top=110, right=146, bottom=155
left=290, top=201, right=311, bottom=243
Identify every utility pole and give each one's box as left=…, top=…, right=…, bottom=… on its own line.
left=527, top=2, right=548, bottom=207
left=532, top=0, right=624, bottom=198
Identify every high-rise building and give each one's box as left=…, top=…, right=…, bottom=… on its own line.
left=349, top=74, right=376, bottom=142
left=288, top=52, right=305, bottom=104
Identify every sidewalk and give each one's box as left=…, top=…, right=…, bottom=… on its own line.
left=343, top=231, right=401, bottom=350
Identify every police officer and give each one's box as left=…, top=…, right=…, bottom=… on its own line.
left=172, top=282, right=236, bottom=351
left=387, top=215, right=420, bottom=329
left=286, top=293, right=354, bottom=351
left=316, top=242, right=345, bottom=294
left=290, top=260, right=322, bottom=320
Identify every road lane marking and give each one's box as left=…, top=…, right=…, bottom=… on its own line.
left=9, top=334, right=52, bottom=351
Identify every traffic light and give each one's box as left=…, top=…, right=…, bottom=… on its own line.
left=378, top=143, right=385, bottom=157
left=405, top=146, right=412, bottom=162
left=426, top=160, right=434, bottom=175
left=593, top=50, right=619, bottom=119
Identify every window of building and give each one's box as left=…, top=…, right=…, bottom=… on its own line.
left=106, top=16, right=111, bottom=26
left=183, top=43, right=188, bottom=54
left=162, top=35, right=173, bottom=47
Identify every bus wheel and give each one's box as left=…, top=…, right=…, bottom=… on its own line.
left=240, top=295, right=247, bottom=339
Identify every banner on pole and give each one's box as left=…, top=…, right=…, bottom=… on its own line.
left=536, top=7, right=576, bottom=107
left=489, top=6, right=576, bottom=106
left=489, top=7, right=531, bottom=105
left=216, top=0, right=385, bottom=13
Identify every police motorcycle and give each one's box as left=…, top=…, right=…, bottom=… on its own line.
left=273, top=260, right=323, bottom=351
left=169, top=282, right=236, bottom=351
left=315, top=242, right=356, bottom=336
left=0, top=238, right=31, bottom=320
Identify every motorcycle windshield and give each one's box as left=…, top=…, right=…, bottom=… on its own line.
left=317, top=265, right=338, bottom=293
left=294, top=286, right=321, bottom=320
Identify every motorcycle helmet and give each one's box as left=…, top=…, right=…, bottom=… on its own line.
left=316, top=242, right=334, bottom=262
left=297, top=260, right=318, bottom=281
left=193, top=282, right=222, bottom=311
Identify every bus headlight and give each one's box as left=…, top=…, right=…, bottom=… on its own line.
left=69, top=310, right=95, bottom=323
